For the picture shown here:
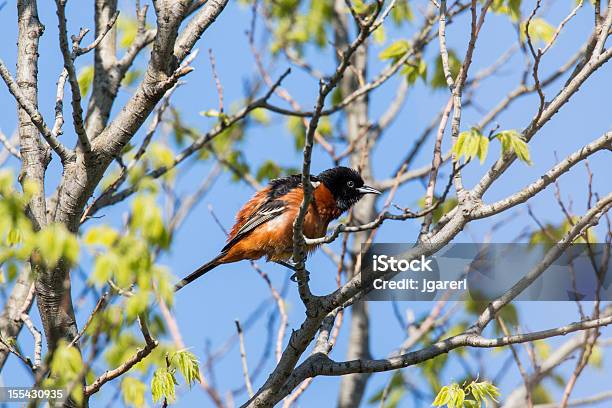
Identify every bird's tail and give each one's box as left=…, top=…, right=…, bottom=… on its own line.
left=175, top=254, right=225, bottom=292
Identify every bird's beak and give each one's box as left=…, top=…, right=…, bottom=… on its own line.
left=356, top=185, right=381, bottom=195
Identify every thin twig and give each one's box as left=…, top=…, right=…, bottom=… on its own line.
left=69, top=292, right=109, bottom=348
left=0, top=129, right=20, bottom=159
left=84, top=314, right=157, bottom=396
left=235, top=320, right=254, bottom=398
left=0, top=59, right=74, bottom=162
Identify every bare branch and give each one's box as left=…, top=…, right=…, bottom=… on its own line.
left=55, top=0, right=91, bottom=152
left=235, top=320, right=254, bottom=398
left=535, top=391, right=612, bottom=408
left=84, top=314, right=157, bottom=396
left=52, top=69, right=68, bottom=137
left=158, top=298, right=225, bottom=407
left=85, top=69, right=290, bottom=218
left=0, top=129, right=20, bottom=159
left=209, top=48, right=224, bottom=113
left=472, top=131, right=612, bottom=219
left=419, top=96, right=453, bottom=238
left=74, top=10, right=119, bottom=56
left=473, top=192, right=612, bottom=331
left=497, top=316, right=533, bottom=408
left=174, top=0, right=230, bottom=64
left=69, top=292, right=108, bottom=348
left=0, top=59, right=74, bottom=163
left=278, top=312, right=612, bottom=399
left=19, top=312, right=42, bottom=370
left=0, top=266, right=35, bottom=370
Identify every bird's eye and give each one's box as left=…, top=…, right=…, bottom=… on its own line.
left=347, top=180, right=355, bottom=188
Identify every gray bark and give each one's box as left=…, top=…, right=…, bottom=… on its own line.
left=0, top=0, right=46, bottom=371
left=0, top=0, right=228, bottom=377
left=35, top=1, right=227, bottom=356
left=0, top=267, right=34, bottom=370
left=334, top=3, right=374, bottom=406
left=16, top=0, right=46, bottom=228
left=85, top=0, right=118, bottom=139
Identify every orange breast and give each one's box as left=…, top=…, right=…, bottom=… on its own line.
left=220, top=184, right=342, bottom=263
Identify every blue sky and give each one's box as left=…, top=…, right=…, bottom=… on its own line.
left=1, top=1, right=611, bottom=407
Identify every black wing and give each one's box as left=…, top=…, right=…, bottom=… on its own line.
left=221, top=199, right=286, bottom=253
left=220, top=173, right=321, bottom=253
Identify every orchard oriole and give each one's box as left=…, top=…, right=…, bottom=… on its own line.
left=175, top=167, right=380, bottom=291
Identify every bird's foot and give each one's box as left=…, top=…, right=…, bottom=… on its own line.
left=276, top=260, right=309, bottom=282
left=289, top=270, right=311, bottom=282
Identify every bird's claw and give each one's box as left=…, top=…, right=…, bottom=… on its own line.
left=275, top=260, right=310, bottom=282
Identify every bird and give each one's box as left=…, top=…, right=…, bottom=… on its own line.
left=175, top=166, right=381, bottom=291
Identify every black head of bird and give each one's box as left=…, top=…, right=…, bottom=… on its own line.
left=317, top=166, right=381, bottom=211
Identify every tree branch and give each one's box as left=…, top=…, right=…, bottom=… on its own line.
left=83, top=314, right=157, bottom=396
left=472, top=131, right=612, bottom=219
left=0, top=60, right=74, bottom=163
left=55, top=0, right=91, bottom=152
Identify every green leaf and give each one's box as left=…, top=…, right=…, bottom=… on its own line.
left=225, top=150, right=251, bottom=181
left=250, top=108, right=270, bottom=125
left=379, top=40, right=410, bottom=61
left=149, top=142, right=175, bottom=169
left=529, top=217, right=596, bottom=248
left=491, top=0, right=522, bottom=21
left=331, top=88, right=344, bottom=106
left=391, top=0, right=414, bottom=25
left=126, top=291, right=149, bottom=321
left=150, top=266, right=175, bottom=307
left=372, top=25, right=386, bottom=44
left=454, top=388, right=465, bottom=407
left=401, top=59, right=427, bottom=84
left=84, top=225, right=119, bottom=247
left=317, top=117, right=333, bottom=137
left=464, top=400, right=479, bottom=408
left=49, top=339, right=85, bottom=403
left=151, top=368, right=176, bottom=403
left=7, top=228, right=21, bottom=245
left=589, top=345, right=603, bottom=368
left=422, top=354, right=448, bottom=391
left=122, top=377, right=146, bottom=408
left=467, top=381, right=500, bottom=405
left=36, top=224, right=79, bottom=268
left=118, top=17, right=139, bottom=48
left=477, top=134, right=489, bottom=164
left=122, top=69, right=142, bottom=87
left=382, top=387, right=405, bottom=408
left=105, top=333, right=140, bottom=367
left=7, top=263, right=17, bottom=281
left=368, top=371, right=404, bottom=405
left=494, top=130, right=532, bottom=165
left=532, top=384, right=553, bottom=404
left=431, top=50, right=461, bottom=88
left=50, top=340, right=83, bottom=378
left=131, top=195, right=170, bottom=248
left=534, top=339, right=551, bottom=360
left=287, top=116, right=306, bottom=151
left=77, top=66, right=94, bottom=97
left=418, top=196, right=457, bottom=224
left=432, top=385, right=451, bottom=406
left=452, top=128, right=489, bottom=164
left=521, top=17, right=555, bottom=44
left=92, top=252, right=117, bottom=285
left=256, top=160, right=282, bottom=182
left=466, top=300, right=518, bottom=335
left=171, top=350, right=201, bottom=387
